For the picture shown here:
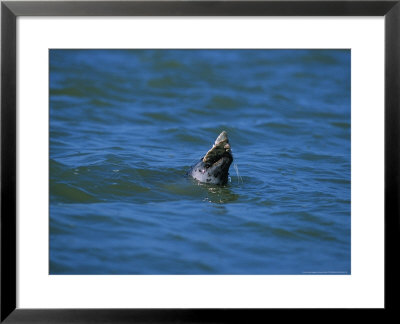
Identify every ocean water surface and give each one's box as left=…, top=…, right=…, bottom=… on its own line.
left=49, top=49, right=351, bottom=274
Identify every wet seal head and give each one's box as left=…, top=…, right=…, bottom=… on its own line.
left=188, top=131, right=233, bottom=185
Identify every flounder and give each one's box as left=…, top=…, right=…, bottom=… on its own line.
left=188, top=131, right=233, bottom=185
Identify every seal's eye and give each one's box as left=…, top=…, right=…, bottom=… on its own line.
left=205, top=163, right=211, bottom=168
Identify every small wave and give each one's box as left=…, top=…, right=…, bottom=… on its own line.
left=50, top=182, right=99, bottom=203
left=205, top=95, right=245, bottom=110
left=142, top=112, right=181, bottom=123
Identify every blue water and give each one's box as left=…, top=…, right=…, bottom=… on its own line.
left=49, top=49, right=350, bottom=274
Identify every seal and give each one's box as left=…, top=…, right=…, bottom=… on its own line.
left=188, top=131, right=233, bottom=185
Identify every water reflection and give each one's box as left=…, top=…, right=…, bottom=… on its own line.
left=197, top=182, right=239, bottom=204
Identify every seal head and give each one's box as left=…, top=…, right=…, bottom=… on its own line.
left=188, top=131, right=233, bottom=185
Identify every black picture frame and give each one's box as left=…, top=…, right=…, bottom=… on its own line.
left=1, top=0, right=399, bottom=322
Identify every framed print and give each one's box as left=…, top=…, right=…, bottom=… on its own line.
left=1, top=0, right=399, bottom=322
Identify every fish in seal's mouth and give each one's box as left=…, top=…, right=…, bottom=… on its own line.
left=188, top=131, right=233, bottom=185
